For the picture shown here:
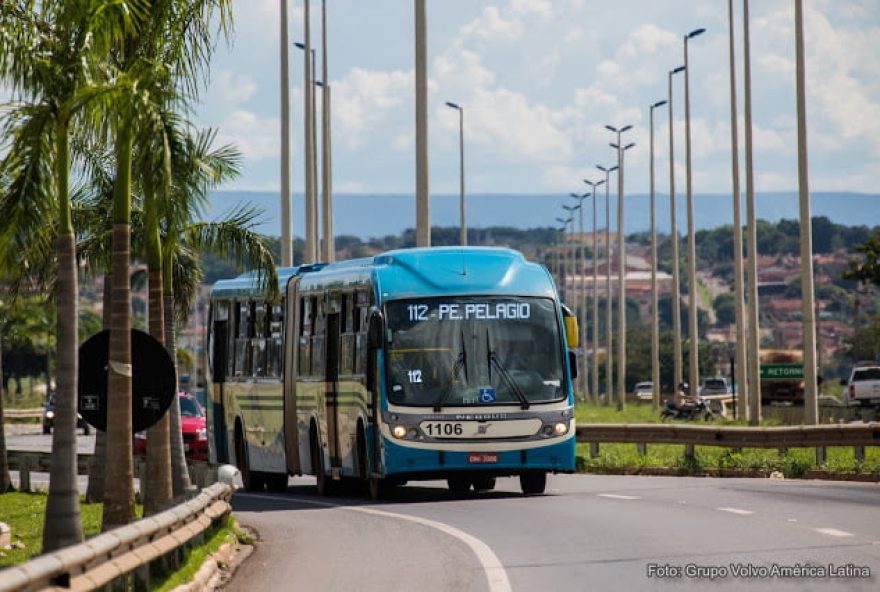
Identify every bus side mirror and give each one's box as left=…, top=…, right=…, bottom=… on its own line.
left=561, top=305, right=579, bottom=349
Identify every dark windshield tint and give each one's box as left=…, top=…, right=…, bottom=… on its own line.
left=853, top=368, right=880, bottom=382
left=179, top=396, right=203, bottom=417
left=385, top=297, right=564, bottom=407
left=704, top=379, right=726, bottom=389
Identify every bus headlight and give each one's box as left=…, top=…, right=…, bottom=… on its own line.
left=553, top=422, right=568, bottom=436
left=392, top=425, right=408, bottom=439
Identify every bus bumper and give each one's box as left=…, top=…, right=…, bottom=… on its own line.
left=382, top=436, right=575, bottom=477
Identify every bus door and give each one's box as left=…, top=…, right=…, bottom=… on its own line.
left=284, top=277, right=302, bottom=475
left=325, top=300, right=342, bottom=472
left=209, top=302, right=230, bottom=463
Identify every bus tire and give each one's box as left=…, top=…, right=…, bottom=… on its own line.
left=236, top=423, right=264, bottom=492
left=447, top=477, right=471, bottom=495
left=472, top=476, right=496, bottom=492
left=266, top=473, right=289, bottom=493
left=519, top=472, right=546, bottom=495
left=311, top=429, right=333, bottom=496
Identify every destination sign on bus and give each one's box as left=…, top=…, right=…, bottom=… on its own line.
left=407, top=302, right=531, bottom=322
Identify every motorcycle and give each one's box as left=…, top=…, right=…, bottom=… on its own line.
left=660, top=383, right=717, bottom=421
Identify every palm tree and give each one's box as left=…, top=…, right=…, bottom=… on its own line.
left=102, top=0, right=234, bottom=529
left=0, top=0, right=135, bottom=551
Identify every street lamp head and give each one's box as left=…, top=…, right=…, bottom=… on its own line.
left=294, top=42, right=305, bottom=49
left=596, top=164, right=607, bottom=172
left=687, top=27, right=706, bottom=39
left=610, top=142, right=619, bottom=149
left=445, top=101, right=461, bottom=110
left=651, top=99, right=668, bottom=109
left=315, top=80, right=324, bottom=87
left=672, top=65, right=686, bottom=75
left=620, top=124, right=633, bottom=133
left=605, top=124, right=616, bottom=132
left=624, top=142, right=636, bottom=151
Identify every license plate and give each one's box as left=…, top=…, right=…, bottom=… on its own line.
left=468, top=453, right=499, bottom=464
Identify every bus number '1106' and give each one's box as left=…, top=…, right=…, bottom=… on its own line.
left=424, top=422, right=463, bottom=436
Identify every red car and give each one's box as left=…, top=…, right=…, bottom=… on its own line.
left=134, top=392, right=208, bottom=461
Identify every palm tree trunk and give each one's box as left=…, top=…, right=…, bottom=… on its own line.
left=103, top=118, right=135, bottom=530
left=0, top=325, right=12, bottom=493
left=143, top=184, right=172, bottom=515
left=43, top=119, right=83, bottom=550
left=143, top=267, right=171, bottom=513
left=164, top=282, right=191, bottom=496
left=85, top=273, right=111, bottom=503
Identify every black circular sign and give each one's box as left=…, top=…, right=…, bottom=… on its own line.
left=77, top=329, right=177, bottom=433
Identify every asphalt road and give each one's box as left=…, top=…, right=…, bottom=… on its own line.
left=228, top=474, right=880, bottom=592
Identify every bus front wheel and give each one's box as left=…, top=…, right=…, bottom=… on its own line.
left=519, top=472, right=546, bottom=495
left=236, top=425, right=264, bottom=492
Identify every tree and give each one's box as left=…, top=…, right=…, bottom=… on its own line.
left=712, top=293, right=736, bottom=326
left=0, top=0, right=135, bottom=551
left=844, top=230, right=880, bottom=289
left=102, top=1, right=234, bottom=528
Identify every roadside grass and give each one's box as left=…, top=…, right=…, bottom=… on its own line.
left=574, top=401, right=880, bottom=476
left=0, top=491, right=142, bottom=567
left=576, top=442, right=880, bottom=476
left=150, top=516, right=248, bottom=592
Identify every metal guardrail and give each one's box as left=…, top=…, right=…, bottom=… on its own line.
left=575, top=422, right=880, bottom=464
left=0, top=482, right=232, bottom=592
left=3, top=408, right=43, bottom=420
left=6, top=450, right=219, bottom=492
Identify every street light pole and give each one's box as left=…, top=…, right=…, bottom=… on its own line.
left=320, top=0, right=334, bottom=262
left=596, top=164, right=618, bottom=405
left=584, top=179, right=605, bottom=405
left=743, top=0, right=761, bottom=424
left=650, top=100, right=667, bottom=412
left=570, top=192, right=590, bottom=399
left=279, top=0, right=292, bottom=266
left=684, top=27, right=705, bottom=399
left=446, top=102, right=466, bottom=246
left=727, top=0, right=748, bottom=419
left=301, top=2, right=317, bottom=262
left=415, top=0, right=430, bottom=247
left=668, top=65, right=686, bottom=391
left=556, top=216, right=574, bottom=304
left=607, top=125, right=634, bottom=411
left=795, top=0, right=819, bottom=425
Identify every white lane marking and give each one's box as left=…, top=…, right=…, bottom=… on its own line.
left=716, top=507, right=754, bottom=515
left=814, top=528, right=853, bottom=538
left=242, top=492, right=512, bottom=592
left=353, top=506, right=512, bottom=592
left=597, top=493, right=640, bottom=500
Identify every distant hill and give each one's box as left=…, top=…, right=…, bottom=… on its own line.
left=204, top=191, right=880, bottom=240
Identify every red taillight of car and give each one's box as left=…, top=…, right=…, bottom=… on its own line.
left=849, top=384, right=855, bottom=399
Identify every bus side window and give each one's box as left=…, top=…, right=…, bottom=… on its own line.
left=234, top=301, right=251, bottom=377
left=354, top=291, right=368, bottom=375
left=227, top=300, right=239, bottom=379
left=252, top=302, right=267, bottom=377
left=298, top=296, right=311, bottom=375
left=268, top=303, right=283, bottom=378
left=211, top=301, right=230, bottom=382
left=311, top=296, right=325, bottom=375
left=340, top=293, right=354, bottom=375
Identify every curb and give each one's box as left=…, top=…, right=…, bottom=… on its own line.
left=0, top=521, right=10, bottom=548
left=169, top=527, right=256, bottom=592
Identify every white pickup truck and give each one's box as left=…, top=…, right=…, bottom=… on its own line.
left=840, top=365, right=880, bottom=407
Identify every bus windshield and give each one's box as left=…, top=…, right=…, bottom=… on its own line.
left=384, top=296, right=565, bottom=407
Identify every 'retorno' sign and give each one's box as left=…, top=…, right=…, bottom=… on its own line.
left=77, top=329, right=177, bottom=433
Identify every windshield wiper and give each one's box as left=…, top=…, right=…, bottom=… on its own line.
left=486, top=329, right=530, bottom=410
left=434, top=329, right=468, bottom=412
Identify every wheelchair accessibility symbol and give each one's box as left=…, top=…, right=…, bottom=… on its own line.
left=479, top=388, right=496, bottom=404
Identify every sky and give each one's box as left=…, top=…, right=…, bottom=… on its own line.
left=196, top=1, right=880, bottom=200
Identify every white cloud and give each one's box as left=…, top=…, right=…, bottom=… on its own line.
left=460, top=6, right=523, bottom=41
left=213, top=70, right=258, bottom=106
left=510, top=0, right=554, bottom=19
left=332, top=67, right=413, bottom=149
left=216, top=110, right=279, bottom=160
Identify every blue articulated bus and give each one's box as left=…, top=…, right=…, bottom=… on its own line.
left=206, top=247, right=579, bottom=498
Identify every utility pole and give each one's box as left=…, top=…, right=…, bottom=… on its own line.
left=415, top=0, right=430, bottom=246
left=279, top=0, right=292, bottom=266
left=320, top=0, right=334, bottom=262
left=650, top=100, right=667, bottom=412
left=668, top=65, right=686, bottom=391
